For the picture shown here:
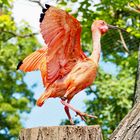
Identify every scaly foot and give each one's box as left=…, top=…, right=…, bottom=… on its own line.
left=75, top=110, right=97, bottom=121
left=61, top=100, right=97, bottom=123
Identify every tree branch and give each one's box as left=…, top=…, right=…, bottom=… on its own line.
left=127, top=3, right=140, bottom=14
left=3, top=30, right=38, bottom=38
left=118, top=30, right=129, bottom=53
left=28, top=0, right=44, bottom=8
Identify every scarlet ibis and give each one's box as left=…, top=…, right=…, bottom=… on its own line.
left=17, top=4, right=122, bottom=124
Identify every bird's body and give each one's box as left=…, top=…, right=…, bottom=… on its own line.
left=37, top=58, right=97, bottom=106
left=17, top=4, right=110, bottom=124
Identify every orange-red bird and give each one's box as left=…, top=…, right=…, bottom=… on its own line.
left=17, top=4, right=116, bottom=124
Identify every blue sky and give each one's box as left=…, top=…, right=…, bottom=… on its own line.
left=13, top=0, right=116, bottom=128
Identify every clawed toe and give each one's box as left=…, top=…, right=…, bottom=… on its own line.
left=75, top=111, right=97, bottom=121
left=60, top=99, right=97, bottom=124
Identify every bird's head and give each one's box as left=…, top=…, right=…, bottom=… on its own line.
left=91, top=20, right=127, bottom=35
left=91, top=20, right=129, bottom=52
left=91, top=20, right=108, bottom=35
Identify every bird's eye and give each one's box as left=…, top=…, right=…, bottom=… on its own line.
left=101, top=21, right=105, bottom=25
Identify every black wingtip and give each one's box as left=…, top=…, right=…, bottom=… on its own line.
left=16, top=61, right=23, bottom=70
left=45, top=4, right=50, bottom=9
left=39, top=4, right=51, bottom=23
left=39, top=13, right=45, bottom=22
left=42, top=8, right=47, bottom=13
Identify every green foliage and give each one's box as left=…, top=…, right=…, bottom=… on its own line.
left=59, top=0, right=140, bottom=139
left=60, top=119, right=79, bottom=125
left=0, top=1, right=40, bottom=139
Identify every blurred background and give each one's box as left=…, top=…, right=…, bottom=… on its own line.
left=0, top=0, right=140, bottom=139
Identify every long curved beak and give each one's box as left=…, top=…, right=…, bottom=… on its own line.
left=108, top=24, right=118, bottom=29
left=108, top=24, right=127, bottom=32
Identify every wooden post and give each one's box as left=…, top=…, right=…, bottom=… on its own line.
left=19, top=125, right=103, bottom=140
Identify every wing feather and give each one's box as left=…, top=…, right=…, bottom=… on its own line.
left=18, top=47, right=47, bottom=72
left=40, top=5, right=87, bottom=85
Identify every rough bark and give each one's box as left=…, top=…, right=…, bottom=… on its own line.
left=109, top=101, right=140, bottom=140
left=19, top=125, right=103, bottom=140
left=134, top=46, right=140, bottom=104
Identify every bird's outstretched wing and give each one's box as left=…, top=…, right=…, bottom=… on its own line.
left=18, top=4, right=86, bottom=87
left=39, top=4, right=86, bottom=84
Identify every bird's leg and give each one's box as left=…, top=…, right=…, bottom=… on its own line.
left=60, top=100, right=97, bottom=122
left=63, top=87, right=76, bottom=99
left=60, top=87, right=76, bottom=125
left=64, top=99, right=74, bottom=125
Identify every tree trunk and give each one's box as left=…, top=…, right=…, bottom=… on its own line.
left=110, top=46, right=140, bottom=139
left=109, top=101, right=140, bottom=140
left=19, top=125, right=103, bottom=140
left=134, top=46, right=140, bottom=104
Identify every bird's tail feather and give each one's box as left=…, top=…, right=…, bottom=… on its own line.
left=36, top=90, right=52, bottom=107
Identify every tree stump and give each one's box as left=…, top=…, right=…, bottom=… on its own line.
left=19, top=125, right=103, bottom=140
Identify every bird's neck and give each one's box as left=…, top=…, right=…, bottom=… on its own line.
left=90, top=29, right=101, bottom=64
